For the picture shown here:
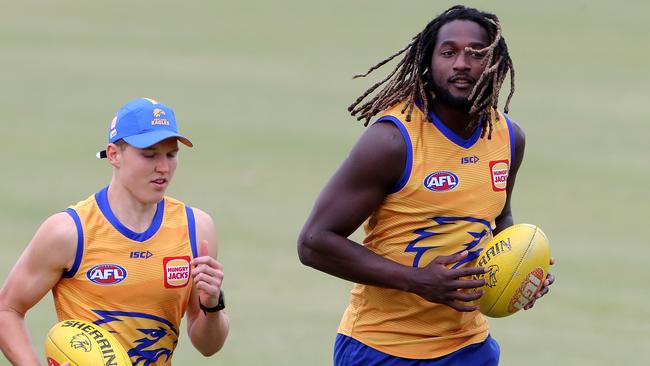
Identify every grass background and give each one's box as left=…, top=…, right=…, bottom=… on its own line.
left=1, top=0, right=648, bottom=365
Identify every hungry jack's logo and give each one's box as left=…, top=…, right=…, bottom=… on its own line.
left=163, top=256, right=191, bottom=288
left=490, top=160, right=509, bottom=191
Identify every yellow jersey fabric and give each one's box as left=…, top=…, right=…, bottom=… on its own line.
left=53, top=187, right=198, bottom=366
left=338, top=102, right=515, bottom=359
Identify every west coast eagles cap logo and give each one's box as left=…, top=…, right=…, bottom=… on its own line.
left=151, top=108, right=170, bottom=126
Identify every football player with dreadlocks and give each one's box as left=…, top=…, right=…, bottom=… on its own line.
left=298, top=5, right=554, bottom=365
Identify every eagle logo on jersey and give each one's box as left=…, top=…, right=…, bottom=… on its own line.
left=70, top=333, right=92, bottom=352
left=92, top=310, right=178, bottom=366
left=405, top=217, right=493, bottom=268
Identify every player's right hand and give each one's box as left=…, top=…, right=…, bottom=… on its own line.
left=410, top=251, right=488, bottom=312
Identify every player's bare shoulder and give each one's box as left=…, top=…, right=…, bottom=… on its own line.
left=190, top=207, right=213, bottom=222
left=342, top=121, right=407, bottom=191
left=357, top=121, right=406, bottom=162
left=190, top=207, right=216, bottom=234
left=30, top=212, right=79, bottom=271
left=2, top=212, right=79, bottom=299
left=190, top=207, right=218, bottom=256
left=507, top=117, right=526, bottom=157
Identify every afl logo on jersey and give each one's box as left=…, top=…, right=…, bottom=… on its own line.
left=86, top=264, right=127, bottom=285
left=164, top=256, right=191, bottom=288
left=424, top=171, right=459, bottom=192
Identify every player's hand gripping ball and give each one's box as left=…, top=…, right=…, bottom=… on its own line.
left=45, top=319, right=132, bottom=366
left=475, top=224, right=551, bottom=318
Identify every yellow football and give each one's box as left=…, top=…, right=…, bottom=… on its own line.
left=45, top=319, right=132, bottom=366
left=475, top=223, right=551, bottom=318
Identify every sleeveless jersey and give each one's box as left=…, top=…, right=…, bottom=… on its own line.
left=338, top=102, right=515, bottom=359
left=53, top=186, right=198, bottom=366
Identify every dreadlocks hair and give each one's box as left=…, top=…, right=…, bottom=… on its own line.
left=348, top=5, right=515, bottom=139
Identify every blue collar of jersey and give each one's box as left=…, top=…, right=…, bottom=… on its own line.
left=95, top=186, right=165, bottom=242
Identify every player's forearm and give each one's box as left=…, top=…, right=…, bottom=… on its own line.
left=0, top=308, right=40, bottom=366
left=188, top=310, right=229, bottom=356
left=298, top=229, right=415, bottom=292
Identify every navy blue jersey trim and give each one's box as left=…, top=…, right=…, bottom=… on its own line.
left=503, top=114, right=516, bottom=166
left=62, top=208, right=84, bottom=278
left=185, top=206, right=198, bottom=258
left=428, top=110, right=482, bottom=149
left=373, top=116, right=412, bottom=194
left=95, top=186, right=164, bottom=242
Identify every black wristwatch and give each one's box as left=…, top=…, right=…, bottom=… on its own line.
left=199, top=290, right=225, bottom=314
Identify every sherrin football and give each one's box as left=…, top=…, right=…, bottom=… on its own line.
left=475, top=224, right=551, bottom=318
left=45, top=319, right=131, bottom=366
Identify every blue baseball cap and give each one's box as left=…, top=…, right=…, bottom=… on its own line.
left=97, top=98, right=193, bottom=158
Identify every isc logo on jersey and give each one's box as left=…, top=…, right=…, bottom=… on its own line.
left=87, top=264, right=127, bottom=285
left=164, top=256, right=191, bottom=288
left=423, top=171, right=459, bottom=192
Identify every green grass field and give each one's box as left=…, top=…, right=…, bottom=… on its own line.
left=1, top=0, right=648, bottom=365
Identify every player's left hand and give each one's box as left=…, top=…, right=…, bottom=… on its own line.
left=191, top=240, right=224, bottom=309
left=524, top=256, right=555, bottom=310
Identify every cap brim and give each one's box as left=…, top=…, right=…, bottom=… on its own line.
left=123, top=130, right=193, bottom=149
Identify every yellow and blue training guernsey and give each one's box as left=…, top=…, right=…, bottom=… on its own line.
left=53, top=187, right=198, bottom=366
left=338, top=101, right=516, bottom=359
